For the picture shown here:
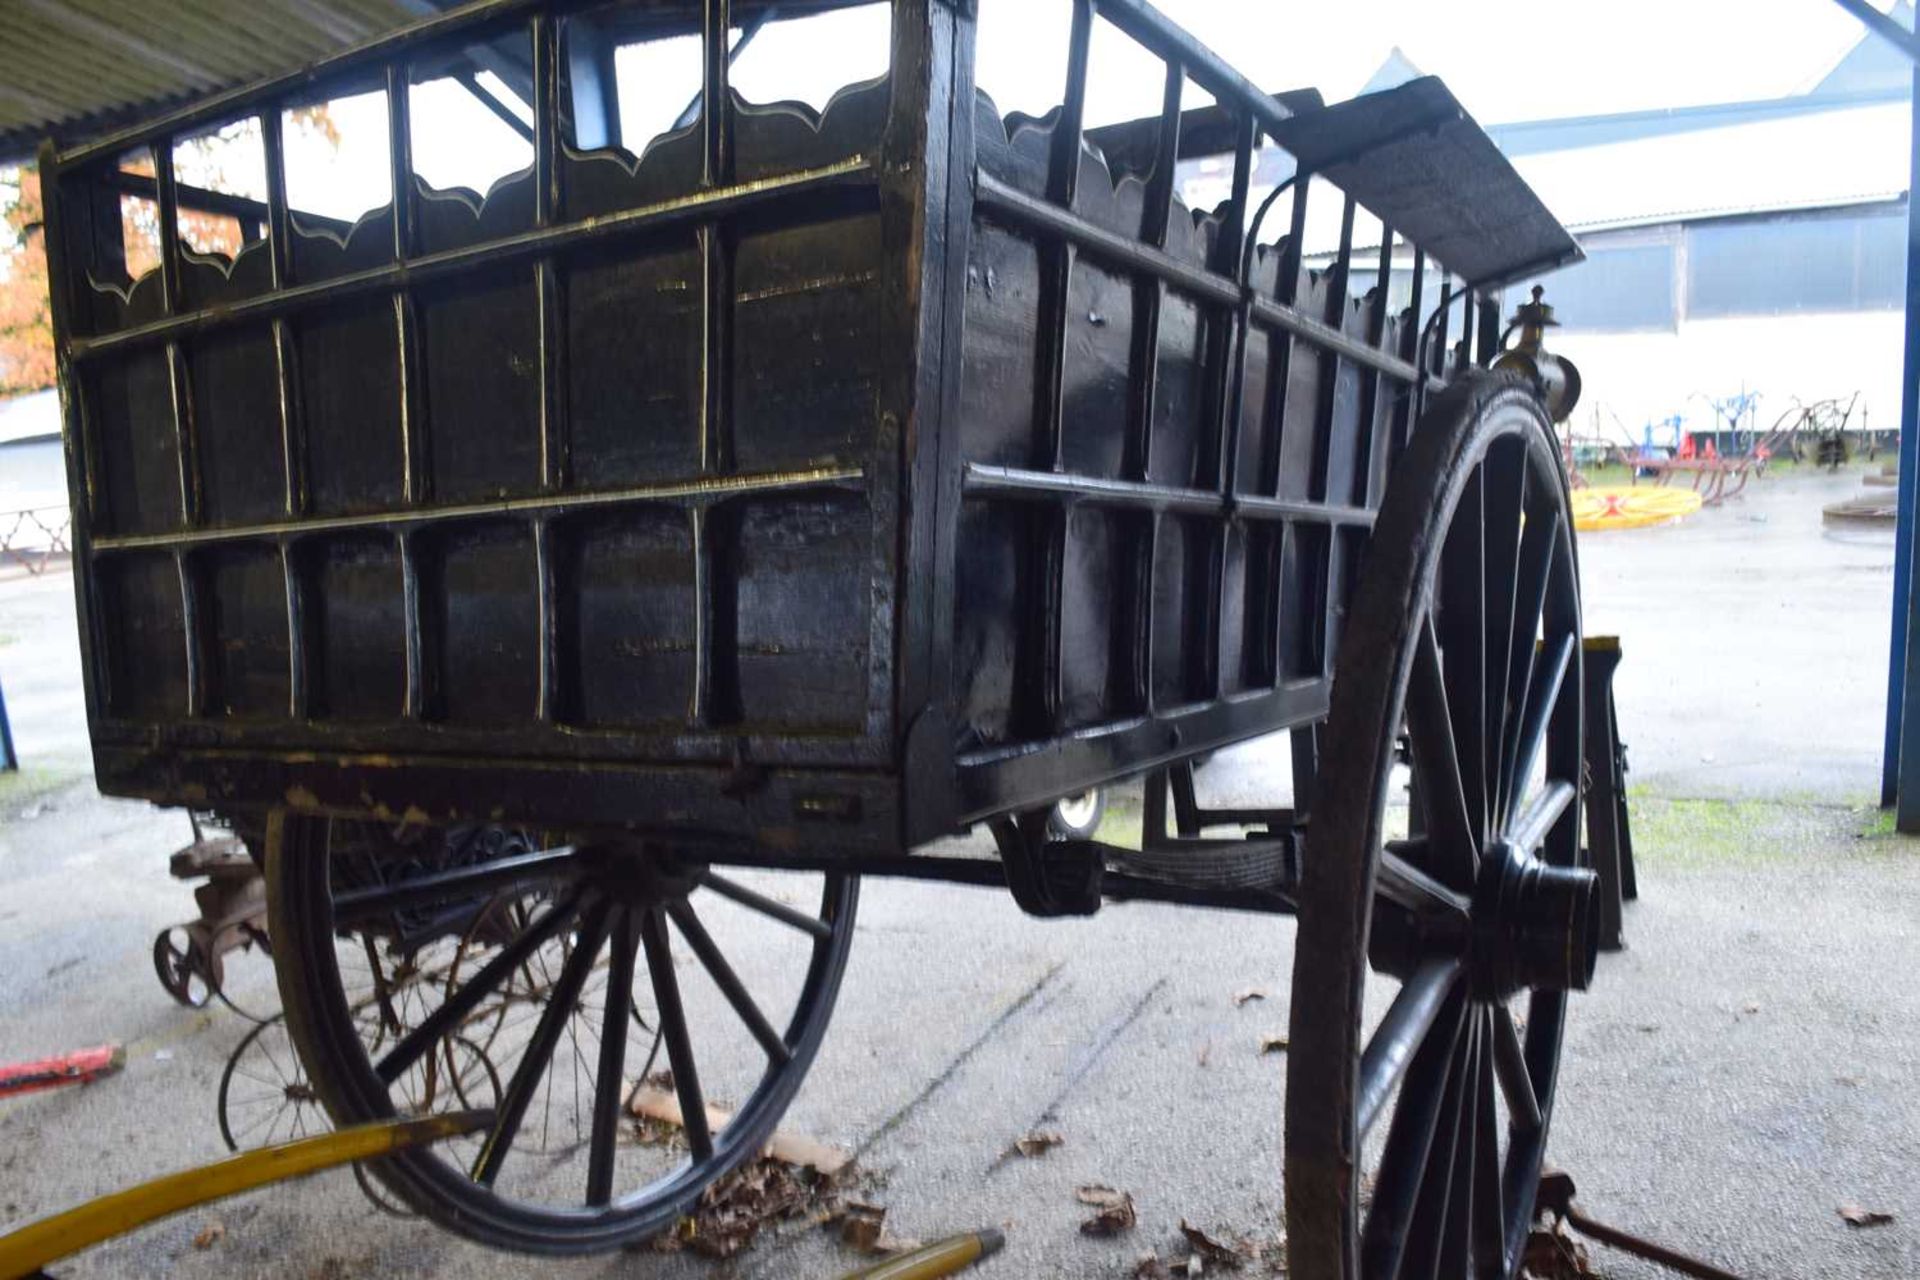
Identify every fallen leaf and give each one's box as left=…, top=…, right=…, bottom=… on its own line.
left=648, top=1155, right=840, bottom=1259
left=1180, top=1219, right=1258, bottom=1268
left=1522, top=1222, right=1593, bottom=1278
left=1133, top=1251, right=1175, bottom=1278
left=1740, top=1002, right=1761, bottom=1016
left=839, top=1201, right=889, bottom=1252
left=192, top=1220, right=225, bottom=1250
left=1232, top=987, right=1268, bottom=1007
left=1839, top=1205, right=1894, bottom=1228
left=1077, top=1186, right=1137, bottom=1236
left=1259, top=1034, right=1290, bottom=1055
left=1008, top=1130, right=1065, bottom=1158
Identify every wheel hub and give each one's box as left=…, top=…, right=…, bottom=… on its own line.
left=574, top=842, right=704, bottom=906
left=1470, top=839, right=1599, bottom=999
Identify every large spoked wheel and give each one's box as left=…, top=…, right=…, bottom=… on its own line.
left=268, top=814, right=858, bottom=1254
left=1287, top=375, right=1597, bottom=1279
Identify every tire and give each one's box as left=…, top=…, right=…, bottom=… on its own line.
left=1048, top=788, right=1107, bottom=840
left=1286, top=375, right=1595, bottom=1279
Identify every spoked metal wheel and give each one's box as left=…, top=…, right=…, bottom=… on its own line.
left=1287, top=375, right=1598, bottom=1280
left=267, top=815, right=858, bottom=1253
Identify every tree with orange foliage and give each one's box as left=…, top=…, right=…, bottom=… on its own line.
left=1, top=106, right=339, bottom=397
left=0, top=166, right=53, bottom=397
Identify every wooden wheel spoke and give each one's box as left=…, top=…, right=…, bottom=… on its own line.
left=333, top=846, right=581, bottom=928
left=1482, top=444, right=1528, bottom=802
left=1489, top=1003, right=1541, bottom=1133
left=472, top=899, right=614, bottom=1187
left=587, top=905, right=641, bottom=1207
left=1473, top=1011, right=1510, bottom=1279
left=376, top=886, right=586, bottom=1085
left=668, top=900, right=793, bottom=1066
left=1358, top=957, right=1464, bottom=1139
left=1426, top=1022, right=1480, bottom=1280
left=699, top=871, right=833, bottom=940
left=1507, top=779, right=1577, bottom=861
left=1504, top=632, right=1574, bottom=827
left=1437, top=468, right=1490, bottom=850
left=1496, top=509, right=1561, bottom=825
left=640, top=906, right=713, bottom=1162
left=1360, top=989, right=1470, bottom=1277
left=1407, top=620, right=1477, bottom=884
left=1376, top=849, right=1473, bottom=933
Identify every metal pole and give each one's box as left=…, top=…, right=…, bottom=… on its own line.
left=1892, top=63, right=1920, bottom=824
left=0, top=669, right=15, bottom=772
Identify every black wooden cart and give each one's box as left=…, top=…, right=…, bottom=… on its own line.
left=40, top=1, right=1604, bottom=1274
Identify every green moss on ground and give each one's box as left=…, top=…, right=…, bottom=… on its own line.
left=1626, top=791, right=1919, bottom=870
left=0, top=766, right=87, bottom=813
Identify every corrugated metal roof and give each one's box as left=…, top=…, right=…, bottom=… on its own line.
left=0, top=0, right=432, bottom=160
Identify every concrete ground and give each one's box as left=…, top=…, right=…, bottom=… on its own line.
left=1, top=463, right=1915, bottom=1279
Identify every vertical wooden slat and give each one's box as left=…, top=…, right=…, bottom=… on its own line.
left=1353, top=226, right=1394, bottom=509
left=691, top=0, right=737, bottom=729
left=531, top=14, right=566, bottom=726
left=152, top=139, right=201, bottom=531
left=282, top=542, right=308, bottom=720
left=1127, top=62, right=1182, bottom=714
left=1200, top=112, right=1256, bottom=699
left=1263, top=173, right=1310, bottom=686
left=1402, top=246, right=1427, bottom=438
left=399, top=529, right=424, bottom=719
left=1306, top=195, right=1357, bottom=689
left=262, top=109, right=310, bottom=720
left=532, top=12, right=570, bottom=493
left=153, top=138, right=209, bottom=717
left=386, top=64, right=427, bottom=508
left=261, top=109, right=304, bottom=517
left=385, top=65, right=430, bottom=722
left=533, top=516, right=557, bottom=723
left=176, top=548, right=205, bottom=717
left=1026, top=0, right=1093, bottom=734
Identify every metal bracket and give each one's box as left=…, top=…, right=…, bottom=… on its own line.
left=989, top=812, right=1102, bottom=917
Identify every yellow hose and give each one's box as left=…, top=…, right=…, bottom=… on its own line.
left=839, top=1228, right=1006, bottom=1279
left=0, top=1111, right=490, bottom=1280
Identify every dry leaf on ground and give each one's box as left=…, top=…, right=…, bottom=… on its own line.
left=1180, top=1219, right=1258, bottom=1268
left=1839, top=1204, right=1895, bottom=1228
left=834, top=1199, right=921, bottom=1256
left=1008, top=1130, right=1065, bottom=1158
left=1259, top=1034, right=1290, bottom=1055
left=1077, top=1185, right=1137, bottom=1236
left=1233, top=987, right=1268, bottom=1007
left=1521, top=1222, right=1593, bottom=1278
left=192, top=1220, right=225, bottom=1250
left=650, top=1156, right=837, bottom=1259
left=1133, top=1251, right=1176, bottom=1278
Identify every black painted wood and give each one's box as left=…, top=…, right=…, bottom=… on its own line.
left=43, top=0, right=1577, bottom=855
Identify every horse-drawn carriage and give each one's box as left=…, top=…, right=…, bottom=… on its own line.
left=39, top=1, right=1611, bottom=1273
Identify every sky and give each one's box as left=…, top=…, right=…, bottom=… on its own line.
left=0, top=0, right=1901, bottom=249
left=228, top=0, right=1898, bottom=225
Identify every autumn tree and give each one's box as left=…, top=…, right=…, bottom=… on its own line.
left=0, top=105, right=339, bottom=397
left=0, top=166, right=52, bottom=397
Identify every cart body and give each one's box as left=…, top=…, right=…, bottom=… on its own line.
left=40, top=0, right=1578, bottom=858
